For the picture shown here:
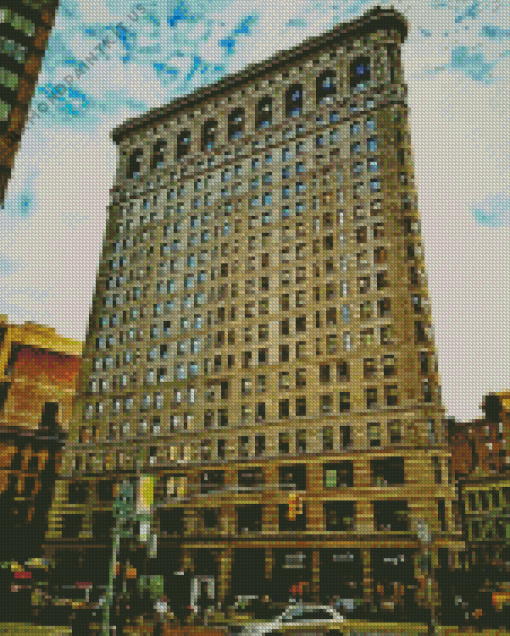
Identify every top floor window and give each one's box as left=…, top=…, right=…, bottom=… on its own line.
left=151, top=139, right=166, bottom=170
left=316, top=70, right=336, bottom=104
left=228, top=108, right=245, bottom=140
left=350, top=56, right=371, bottom=90
left=127, top=149, right=142, bottom=179
left=256, top=97, right=273, bottom=130
left=176, top=130, right=191, bottom=159
left=202, top=120, right=217, bottom=152
left=286, top=84, right=303, bottom=118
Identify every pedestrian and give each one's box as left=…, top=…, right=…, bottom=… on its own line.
left=71, top=608, right=91, bottom=635
left=154, top=595, right=171, bottom=636
left=115, top=593, right=127, bottom=636
left=256, top=595, right=274, bottom=619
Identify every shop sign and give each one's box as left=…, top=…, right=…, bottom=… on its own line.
left=333, top=552, right=354, bottom=562
left=383, top=554, right=405, bottom=565
left=284, top=552, right=306, bottom=569
left=137, top=474, right=154, bottom=514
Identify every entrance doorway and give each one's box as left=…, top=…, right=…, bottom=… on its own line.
left=372, top=549, right=416, bottom=620
left=320, top=549, right=362, bottom=614
left=232, top=548, right=266, bottom=597
left=191, top=575, right=215, bottom=614
left=273, top=550, right=311, bottom=602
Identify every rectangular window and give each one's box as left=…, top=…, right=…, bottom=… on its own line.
left=385, top=384, right=398, bottom=407
left=432, top=457, right=442, bottom=484
left=388, top=420, right=402, bottom=445
left=296, top=429, right=306, bottom=453
left=373, top=500, right=409, bottom=532
left=340, top=425, right=352, bottom=449
left=324, top=501, right=355, bottom=531
left=296, top=397, right=307, bottom=416
left=320, top=394, right=333, bottom=414
left=323, top=427, right=334, bottom=451
left=367, top=423, right=380, bottom=447
left=339, top=392, right=350, bottom=413
left=279, top=432, right=290, bottom=454
left=295, top=370, right=307, bottom=390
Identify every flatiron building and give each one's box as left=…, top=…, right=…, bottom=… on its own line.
left=45, top=5, right=463, bottom=619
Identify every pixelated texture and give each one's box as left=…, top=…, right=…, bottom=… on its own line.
left=0, top=1, right=509, bottom=633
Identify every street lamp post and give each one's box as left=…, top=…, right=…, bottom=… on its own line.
left=416, top=519, right=435, bottom=635
left=102, top=448, right=159, bottom=636
left=102, top=480, right=135, bottom=636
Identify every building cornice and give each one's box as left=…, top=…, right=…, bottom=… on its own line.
left=111, top=6, right=408, bottom=144
left=0, top=316, right=82, bottom=357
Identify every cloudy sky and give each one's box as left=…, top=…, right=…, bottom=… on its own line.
left=0, top=0, right=509, bottom=422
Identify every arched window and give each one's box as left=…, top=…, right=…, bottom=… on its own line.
left=350, top=56, right=371, bottom=89
left=316, top=70, right=336, bottom=104
left=176, top=130, right=191, bottom=159
left=151, top=139, right=166, bottom=169
left=255, top=97, right=272, bottom=130
left=202, top=119, right=218, bottom=152
left=285, top=84, right=303, bottom=118
left=228, top=108, right=245, bottom=140
left=127, top=149, right=142, bottom=178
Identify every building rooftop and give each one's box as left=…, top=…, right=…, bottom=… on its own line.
left=0, top=315, right=82, bottom=357
left=111, top=5, right=408, bottom=144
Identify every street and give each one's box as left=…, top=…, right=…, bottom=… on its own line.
left=1, top=621, right=510, bottom=636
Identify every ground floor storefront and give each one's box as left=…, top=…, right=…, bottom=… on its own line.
left=44, top=538, right=467, bottom=624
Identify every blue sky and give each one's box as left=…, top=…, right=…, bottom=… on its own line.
left=0, top=0, right=509, bottom=422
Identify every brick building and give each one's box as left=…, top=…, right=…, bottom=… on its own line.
left=44, top=6, right=463, bottom=621
left=0, top=315, right=81, bottom=618
left=445, top=392, right=510, bottom=625
left=0, top=0, right=61, bottom=205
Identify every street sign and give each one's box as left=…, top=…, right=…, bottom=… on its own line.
left=113, top=480, right=135, bottom=520
left=149, top=532, right=157, bottom=558
left=136, top=474, right=154, bottom=514
left=416, top=519, right=431, bottom=544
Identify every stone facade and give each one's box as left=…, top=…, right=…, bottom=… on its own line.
left=44, top=6, right=462, bottom=621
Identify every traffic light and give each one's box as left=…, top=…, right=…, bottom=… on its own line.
left=296, top=494, right=303, bottom=516
left=288, top=493, right=297, bottom=521
left=288, top=493, right=304, bottom=520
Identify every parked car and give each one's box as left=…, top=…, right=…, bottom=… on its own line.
left=229, top=603, right=344, bottom=635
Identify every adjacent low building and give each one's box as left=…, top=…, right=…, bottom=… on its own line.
left=0, top=315, right=81, bottom=620
left=446, top=392, right=510, bottom=625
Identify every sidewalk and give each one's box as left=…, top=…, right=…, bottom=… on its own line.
left=125, top=627, right=227, bottom=635
left=0, top=626, right=71, bottom=635
left=123, top=622, right=510, bottom=636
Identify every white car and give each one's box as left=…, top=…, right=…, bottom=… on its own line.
left=230, top=604, right=345, bottom=635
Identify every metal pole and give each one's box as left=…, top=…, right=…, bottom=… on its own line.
left=102, top=521, right=121, bottom=636
left=102, top=479, right=134, bottom=636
